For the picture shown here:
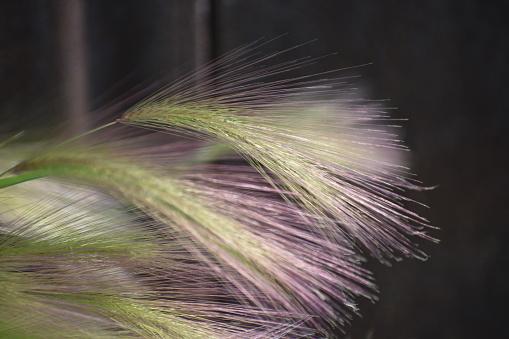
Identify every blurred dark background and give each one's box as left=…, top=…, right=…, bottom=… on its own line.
left=1, top=1, right=507, bottom=338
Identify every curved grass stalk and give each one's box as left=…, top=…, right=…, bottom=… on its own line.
left=1, top=169, right=310, bottom=338
left=9, top=141, right=375, bottom=333
left=118, top=42, right=436, bottom=262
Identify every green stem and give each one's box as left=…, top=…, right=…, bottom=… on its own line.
left=0, top=121, right=117, bottom=179
left=0, top=169, right=57, bottom=189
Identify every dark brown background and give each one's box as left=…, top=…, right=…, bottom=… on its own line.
left=1, top=1, right=507, bottom=338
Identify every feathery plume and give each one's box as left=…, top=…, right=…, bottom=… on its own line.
left=1, top=149, right=313, bottom=338
left=1, top=40, right=435, bottom=337
left=118, top=41, right=433, bottom=259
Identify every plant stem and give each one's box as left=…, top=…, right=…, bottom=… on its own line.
left=0, top=169, right=57, bottom=189
left=0, top=121, right=117, bottom=179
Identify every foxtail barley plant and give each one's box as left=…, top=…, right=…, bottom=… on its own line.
left=0, top=41, right=435, bottom=338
